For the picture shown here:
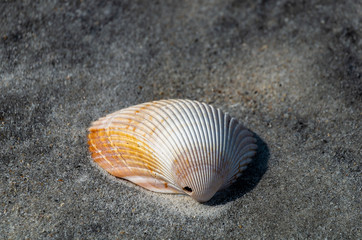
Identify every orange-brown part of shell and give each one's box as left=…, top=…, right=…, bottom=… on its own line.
left=88, top=115, right=182, bottom=194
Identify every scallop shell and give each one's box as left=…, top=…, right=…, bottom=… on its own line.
left=88, top=99, right=257, bottom=202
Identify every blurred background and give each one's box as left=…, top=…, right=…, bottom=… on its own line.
left=1, top=1, right=361, bottom=238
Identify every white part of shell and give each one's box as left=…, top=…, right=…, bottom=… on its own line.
left=88, top=99, right=257, bottom=202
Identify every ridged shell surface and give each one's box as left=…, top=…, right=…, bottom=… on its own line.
left=88, top=99, right=257, bottom=202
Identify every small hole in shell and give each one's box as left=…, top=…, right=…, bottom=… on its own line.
left=183, top=186, right=192, bottom=193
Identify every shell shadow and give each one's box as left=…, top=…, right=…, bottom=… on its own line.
left=204, top=133, right=269, bottom=206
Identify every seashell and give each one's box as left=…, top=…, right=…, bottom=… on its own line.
left=88, top=99, right=257, bottom=202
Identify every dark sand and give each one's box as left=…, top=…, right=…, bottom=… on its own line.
left=1, top=1, right=361, bottom=239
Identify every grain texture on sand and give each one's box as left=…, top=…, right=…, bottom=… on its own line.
left=0, top=0, right=360, bottom=239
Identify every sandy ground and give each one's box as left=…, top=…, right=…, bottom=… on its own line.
left=1, top=0, right=361, bottom=239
